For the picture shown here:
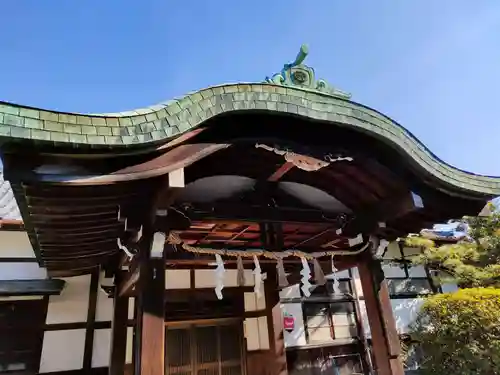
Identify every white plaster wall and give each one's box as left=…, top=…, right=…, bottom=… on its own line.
left=195, top=269, right=255, bottom=288
left=128, top=298, right=135, bottom=320
left=166, top=269, right=190, bottom=289
left=244, top=291, right=265, bottom=311
left=46, top=274, right=91, bottom=324
left=92, top=329, right=111, bottom=368
left=279, top=284, right=301, bottom=299
left=39, top=329, right=86, bottom=373
left=0, top=262, right=47, bottom=280
left=126, top=327, right=134, bottom=364
left=96, top=288, right=113, bottom=322
left=0, top=231, right=36, bottom=258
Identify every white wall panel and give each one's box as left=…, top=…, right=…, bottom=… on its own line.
left=195, top=269, right=254, bottom=288
left=244, top=291, right=265, bottom=312
left=46, top=274, right=91, bottom=324
left=279, top=284, right=301, bottom=299
left=165, top=270, right=190, bottom=289
left=92, top=329, right=111, bottom=368
left=0, top=262, right=46, bottom=280
left=128, top=298, right=135, bottom=320
left=0, top=231, right=36, bottom=258
left=95, top=289, right=113, bottom=322
left=126, top=327, right=134, bottom=364
left=39, top=329, right=86, bottom=373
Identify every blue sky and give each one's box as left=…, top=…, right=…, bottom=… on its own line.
left=1, top=1, right=499, bottom=175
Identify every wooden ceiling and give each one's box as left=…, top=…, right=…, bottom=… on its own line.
left=4, top=139, right=485, bottom=277
left=1, top=111, right=489, bottom=276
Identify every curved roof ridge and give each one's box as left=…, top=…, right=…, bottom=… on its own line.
left=0, top=83, right=499, bottom=196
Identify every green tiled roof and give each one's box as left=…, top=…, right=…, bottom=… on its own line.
left=0, top=83, right=499, bottom=196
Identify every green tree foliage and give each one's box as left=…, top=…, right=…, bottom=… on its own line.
left=405, top=204, right=500, bottom=288
left=403, top=203, right=500, bottom=374
left=410, top=288, right=500, bottom=375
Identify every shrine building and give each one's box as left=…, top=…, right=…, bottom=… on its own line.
left=0, top=45, right=499, bottom=375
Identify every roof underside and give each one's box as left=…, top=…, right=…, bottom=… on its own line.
left=0, top=81, right=498, bottom=276
left=6, top=140, right=489, bottom=276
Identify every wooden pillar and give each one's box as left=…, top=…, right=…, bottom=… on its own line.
left=109, top=271, right=129, bottom=375
left=264, top=266, right=288, bottom=375
left=358, top=252, right=404, bottom=375
left=134, top=227, right=166, bottom=375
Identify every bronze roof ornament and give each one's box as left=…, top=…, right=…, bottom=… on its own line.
left=265, top=44, right=351, bottom=99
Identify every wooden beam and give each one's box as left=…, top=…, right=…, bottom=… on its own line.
left=268, top=162, right=294, bottom=182
left=181, top=202, right=349, bottom=225
left=83, top=270, right=99, bottom=372
left=263, top=266, right=288, bottom=375
left=0, top=279, right=66, bottom=296
left=6, top=143, right=226, bottom=184
left=135, top=230, right=166, bottom=375
left=358, top=252, right=404, bottom=375
left=344, top=191, right=424, bottom=236
left=109, top=271, right=129, bottom=375
left=118, top=266, right=140, bottom=297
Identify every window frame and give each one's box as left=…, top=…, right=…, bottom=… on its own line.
left=300, top=277, right=360, bottom=345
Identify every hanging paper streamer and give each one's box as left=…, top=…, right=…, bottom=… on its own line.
left=300, top=257, right=312, bottom=297
left=135, top=225, right=143, bottom=242
left=312, top=259, right=326, bottom=285
left=214, top=254, right=225, bottom=300
left=236, top=256, right=245, bottom=287
left=167, top=232, right=370, bottom=259
left=117, top=238, right=134, bottom=259
left=253, top=255, right=263, bottom=299
left=331, top=255, right=341, bottom=295
left=117, top=206, right=128, bottom=232
left=276, top=256, right=289, bottom=288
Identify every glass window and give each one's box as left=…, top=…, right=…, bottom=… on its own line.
left=387, top=278, right=432, bottom=296
left=303, top=301, right=358, bottom=343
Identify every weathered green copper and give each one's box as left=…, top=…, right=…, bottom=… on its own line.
left=0, top=57, right=499, bottom=196
left=265, top=44, right=351, bottom=99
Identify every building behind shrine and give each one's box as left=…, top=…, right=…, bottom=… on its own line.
left=0, top=45, right=498, bottom=375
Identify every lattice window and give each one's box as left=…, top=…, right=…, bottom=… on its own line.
left=302, top=280, right=358, bottom=344
left=166, top=321, right=243, bottom=375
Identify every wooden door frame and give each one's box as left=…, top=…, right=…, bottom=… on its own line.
left=165, top=317, right=247, bottom=375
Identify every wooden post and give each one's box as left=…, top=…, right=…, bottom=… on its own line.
left=109, top=271, right=129, bottom=375
left=358, top=253, right=404, bottom=375
left=134, top=226, right=166, bottom=375
left=264, top=266, right=288, bottom=375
